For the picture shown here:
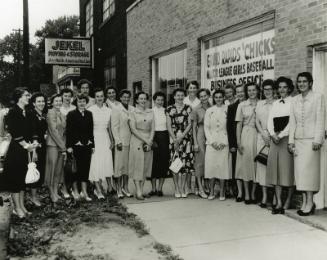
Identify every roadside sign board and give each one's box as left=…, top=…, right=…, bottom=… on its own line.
left=45, top=37, right=93, bottom=67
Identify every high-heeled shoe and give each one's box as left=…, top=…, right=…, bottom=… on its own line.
left=122, top=189, right=133, bottom=198
left=136, top=195, right=144, bottom=200
left=272, top=207, right=285, bottom=215
left=236, top=196, right=244, bottom=202
left=298, top=204, right=316, bottom=216
left=13, top=209, right=25, bottom=219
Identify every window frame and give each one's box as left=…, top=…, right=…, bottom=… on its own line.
left=103, top=0, right=115, bottom=22
left=85, top=0, right=94, bottom=36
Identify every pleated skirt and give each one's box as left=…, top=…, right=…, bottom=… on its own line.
left=266, top=137, right=294, bottom=187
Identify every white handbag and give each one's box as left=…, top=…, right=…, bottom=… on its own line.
left=25, top=151, right=40, bottom=184
left=169, top=152, right=184, bottom=174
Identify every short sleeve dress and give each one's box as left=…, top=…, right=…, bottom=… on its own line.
left=166, top=104, right=194, bottom=174
left=235, top=100, right=257, bottom=182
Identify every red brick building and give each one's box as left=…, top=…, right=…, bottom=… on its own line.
left=126, top=0, right=327, bottom=99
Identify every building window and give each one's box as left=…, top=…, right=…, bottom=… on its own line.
left=104, top=56, right=116, bottom=88
left=152, top=48, right=187, bottom=104
left=103, top=0, right=115, bottom=21
left=85, top=0, right=93, bottom=36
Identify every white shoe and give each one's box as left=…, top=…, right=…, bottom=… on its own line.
left=199, top=191, right=208, bottom=199
left=181, top=193, right=188, bottom=198
left=219, top=196, right=226, bottom=201
left=80, top=192, right=92, bottom=202
left=174, top=193, right=181, bottom=198
left=208, top=195, right=215, bottom=200
left=94, top=190, right=102, bottom=200
left=72, top=191, right=80, bottom=200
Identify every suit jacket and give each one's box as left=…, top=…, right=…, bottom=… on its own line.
left=111, top=105, right=134, bottom=146
left=66, top=109, right=94, bottom=149
left=227, top=100, right=240, bottom=149
left=46, top=108, right=66, bottom=151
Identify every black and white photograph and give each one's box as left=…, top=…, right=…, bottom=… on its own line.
left=0, top=0, right=327, bottom=259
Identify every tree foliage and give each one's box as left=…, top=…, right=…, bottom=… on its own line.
left=0, top=15, right=79, bottom=106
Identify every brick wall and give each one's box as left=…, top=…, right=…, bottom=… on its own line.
left=127, top=0, right=327, bottom=94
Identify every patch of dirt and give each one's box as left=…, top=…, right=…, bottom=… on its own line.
left=6, top=190, right=167, bottom=260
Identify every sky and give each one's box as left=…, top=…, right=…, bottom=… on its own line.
left=0, top=0, right=79, bottom=43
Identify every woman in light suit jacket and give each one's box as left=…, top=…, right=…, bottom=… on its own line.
left=45, top=94, right=69, bottom=203
left=289, top=72, right=326, bottom=216
left=111, top=89, right=134, bottom=198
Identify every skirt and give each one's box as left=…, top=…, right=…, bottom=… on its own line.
left=235, top=126, right=257, bottom=181
left=114, top=146, right=129, bottom=178
left=89, top=130, right=114, bottom=182
left=255, top=134, right=270, bottom=186
left=194, top=126, right=206, bottom=178
left=73, top=145, right=92, bottom=183
left=151, top=131, right=170, bottom=179
left=1, top=140, right=28, bottom=193
left=266, top=137, right=294, bottom=187
left=44, top=146, right=65, bottom=187
left=294, top=138, right=321, bottom=191
left=129, top=133, right=153, bottom=181
left=205, top=145, right=230, bottom=179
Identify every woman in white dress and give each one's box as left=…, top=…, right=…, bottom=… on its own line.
left=204, top=90, right=230, bottom=200
left=88, top=88, right=114, bottom=199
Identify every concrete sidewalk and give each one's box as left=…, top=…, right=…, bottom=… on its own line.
left=125, top=179, right=327, bottom=260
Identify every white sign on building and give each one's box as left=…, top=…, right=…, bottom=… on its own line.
left=202, top=29, right=275, bottom=90
left=45, top=38, right=93, bottom=67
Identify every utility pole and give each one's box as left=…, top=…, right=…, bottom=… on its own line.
left=12, top=29, right=22, bottom=88
left=23, top=0, right=30, bottom=89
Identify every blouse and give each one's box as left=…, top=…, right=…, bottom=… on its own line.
left=256, top=99, right=274, bottom=132
left=184, top=96, right=200, bottom=109
left=204, top=105, right=228, bottom=145
left=153, top=106, right=167, bottom=131
left=289, top=91, right=326, bottom=144
left=235, top=99, right=257, bottom=128
left=267, top=96, right=292, bottom=138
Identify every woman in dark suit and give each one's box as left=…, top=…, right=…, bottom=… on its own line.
left=66, top=94, right=94, bottom=201
left=2, top=88, right=38, bottom=218
left=27, top=93, right=48, bottom=206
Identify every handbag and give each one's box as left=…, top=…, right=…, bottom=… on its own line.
left=64, top=153, right=77, bottom=175
left=169, top=152, right=184, bottom=174
left=254, top=145, right=269, bottom=165
left=25, top=151, right=40, bottom=184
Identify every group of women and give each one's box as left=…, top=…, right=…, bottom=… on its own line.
left=0, top=71, right=325, bottom=219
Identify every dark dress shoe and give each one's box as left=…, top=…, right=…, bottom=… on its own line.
left=157, top=191, right=163, bottom=197
left=298, top=204, right=316, bottom=216
left=259, top=203, right=267, bottom=208
left=148, top=191, right=157, bottom=196
left=236, top=197, right=243, bottom=202
left=250, top=199, right=258, bottom=204
left=297, top=209, right=303, bottom=215
left=244, top=200, right=251, bottom=205
left=272, top=208, right=284, bottom=215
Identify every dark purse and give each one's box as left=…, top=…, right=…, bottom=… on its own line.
left=254, top=145, right=269, bottom=165
left=64, top=153, right=77, bottom=176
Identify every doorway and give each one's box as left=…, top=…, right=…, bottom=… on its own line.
left=312, top=44, right=327, bottom=209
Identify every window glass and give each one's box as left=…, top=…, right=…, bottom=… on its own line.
left=153, top=48, right=187, bottom=104
left=103, top=0, right=115, bottom=21
left=104, top=55, right=116, bottom=88
left=85, top=0, right=93, bottom=36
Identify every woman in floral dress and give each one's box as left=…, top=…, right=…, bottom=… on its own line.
left=166, top=88, right=194, bottom=198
